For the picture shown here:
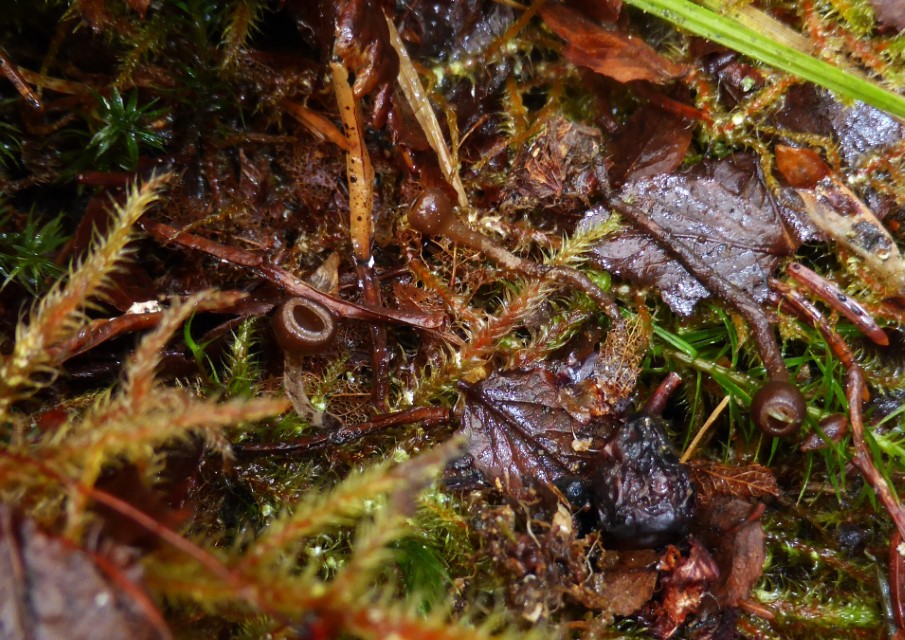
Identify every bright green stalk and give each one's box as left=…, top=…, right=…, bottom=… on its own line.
left=624, top=0, right=905, bottom=120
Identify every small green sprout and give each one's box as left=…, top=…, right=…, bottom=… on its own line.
left=89, top=88, right=167, bottom=170
left=0, top=206, right=68, bottom=294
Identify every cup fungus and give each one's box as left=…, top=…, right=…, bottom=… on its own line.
left=272, top=297, right=337, bottom=357
left=607, top=197, right=807, bottom=437
left=272, top=297, right=337, bottom=428
left=410, top=187, right=624, bottom=328
left=750, top=380, right=808, bottom=437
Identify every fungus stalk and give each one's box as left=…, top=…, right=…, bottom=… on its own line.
left=272, top=297, right=337, bottom=427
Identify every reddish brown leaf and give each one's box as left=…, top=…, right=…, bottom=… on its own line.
left=505, top=115, right=605, bottom=215
left=775, top=145, right=831, bottom=188
left=459, top=368, right=597, bottom=500
left=335, top=0, right=398, bottom=99
left=0, top=506, right=169, bottom=640
left=689, top=461, right=780, bottom=505
left=608, top=104, right=693, bottom=186
left=589, top=154, right=800, bottom=316
left=653, top=541, right=719, bottom=638
left=541, top=3, right=685, bottom=84
left=589, top=550, right=659, bottom=619
left=692, top=496, right=766, bottom=607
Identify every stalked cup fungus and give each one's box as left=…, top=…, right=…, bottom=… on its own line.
left=750, top=380, right=807, bottom=437
left=410, top=186, right=624, bottom=327
left=272, top=297, right=337, bottom=356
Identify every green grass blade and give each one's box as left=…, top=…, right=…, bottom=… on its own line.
left=623, top=0, right=905, bottom=120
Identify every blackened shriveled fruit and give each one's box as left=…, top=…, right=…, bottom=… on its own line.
left=591, top=414, right=695, bottom=549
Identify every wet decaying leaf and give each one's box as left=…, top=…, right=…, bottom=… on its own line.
left=541, top=3, right=686, bottom=84
left=772, top=85, right=905, bottom=167
left=649, top=541, right=720, bottom=637
left=693, top=496, right=766, bottom=607
left=590, top=549, right=660, bottom=621
left=504, top=115, right=606, bottom=216
left=796, top=176, right=905, bottom=297
left=458, top=368, right=597, bottom=501
left=471, top=502, right=596, bottom=622
left=607, top=104, right=693, bottom=187
left=589, top=155, right=800, bottom=316
left=0, top=507, right=168, bottom=640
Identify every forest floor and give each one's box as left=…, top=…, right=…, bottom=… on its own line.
left=1, top=1, right=905, bottom=638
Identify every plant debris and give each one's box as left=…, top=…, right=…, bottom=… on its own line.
left=1, top=0, right=905, bottom=637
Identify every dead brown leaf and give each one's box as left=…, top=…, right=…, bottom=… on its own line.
left=689, top=461, right=780, bottom=505
left=458, top=368, right=596, bottom=501
left=0, top=506, right=169, bottom=640
left=541, top=3, right=686, bottom=84
left=589, top=154, right=799, bottom=316
left=797, top=176, right=905, bottom=297
left=692, top=496, right=766, bottom=607
left=652, top=541, right=720, bottom=638
left=772, top=85, right=905, bottom=167
left=586, top=549, right=659, bottom=621
left=506, top=115, right=605, bottom=215
left=608, top=104, right=693, bottom=187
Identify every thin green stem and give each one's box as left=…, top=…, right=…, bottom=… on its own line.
left=624, top=0, right=905, bottom=120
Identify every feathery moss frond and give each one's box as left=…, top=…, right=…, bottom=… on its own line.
left=0, top=173, right=171, bottom=420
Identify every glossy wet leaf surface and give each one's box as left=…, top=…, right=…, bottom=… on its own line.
left=589, top=154, right=800, bottom=316
left=459, top=368, right=596, bottom=501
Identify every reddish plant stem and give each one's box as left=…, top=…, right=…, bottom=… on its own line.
left=846, top=366, right=905, bottom=543
left=770, top=282, right=854, bottom=367
left=235, top=406, right=451, bottom=454
left=890, top=530, right=905, bottom=635
left=0, top=451, right=235, bottom=583
left=47, top=312, right=164, bottom=363
left=608, top=197, right=788, bottom=382
left=0, top=47, right=41, bottom=110
left=142, top=220, right=443, bottom=330
left=86, top=547, right=172, bottom=639
left=77, top=171, right=138, bottom=188
left=787, top=263, right=888, bottom=346
left=642, top=372, right=682, bottom=416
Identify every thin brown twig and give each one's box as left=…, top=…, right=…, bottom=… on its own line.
left=141, top=220, right=444, bottom=330
left=771, top=281, right=854, bottom=368
left=786, top=262, right=888, bottom=346
left=846, top=366, right=905, bottom=542
left=642, top=371, right=682, bottom=416
left=234, top=406, right=450, bottom=454
left=0, top=47, right=42, bottom=110
left=47, top=312, right=164, bottom=363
